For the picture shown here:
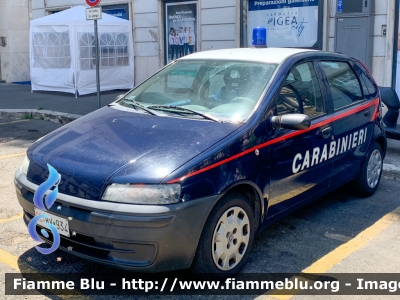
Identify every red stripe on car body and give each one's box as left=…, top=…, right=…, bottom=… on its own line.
left=168, top=98, right=380, bottom=183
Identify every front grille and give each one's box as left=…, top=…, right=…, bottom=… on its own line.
left=23, top=210, right=156, bottom=267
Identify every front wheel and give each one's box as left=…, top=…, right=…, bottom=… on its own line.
left=190, top=192, right=255, bottom=276
left=354, top=142, right=383, bottom=197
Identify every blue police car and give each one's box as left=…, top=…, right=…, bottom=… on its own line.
left=15, top=46, right=385, bottom=275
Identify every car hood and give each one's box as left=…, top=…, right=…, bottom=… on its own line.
left=26, top=106, right=240, bottom=200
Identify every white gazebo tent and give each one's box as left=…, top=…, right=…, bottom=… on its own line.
left=30, top=5, right=134, bottom=96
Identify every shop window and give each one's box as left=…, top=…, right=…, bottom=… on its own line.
left=32, top=31, right=71, bottom=69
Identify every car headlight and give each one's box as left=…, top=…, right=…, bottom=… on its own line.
left=20, top=155, right=30, bottom=176
left=101, top=183, right=181, bottom=205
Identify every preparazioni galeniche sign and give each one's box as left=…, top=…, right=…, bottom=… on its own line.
left=248, top=0, right=318, bottom=48
left=251, top=0, right=317, bottom=8
left=292, top=127, right=368, bottom=174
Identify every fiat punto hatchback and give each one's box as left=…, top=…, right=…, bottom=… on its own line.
left=15, top=47, right=386, bottom=275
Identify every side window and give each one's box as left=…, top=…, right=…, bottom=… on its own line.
left=360, top=72, right=377, bottom=97
left=277, top=62, right=324, bottom=119
left=321, top=61, right=363, bottom=110
left=354, top=64, right=378, bottom=98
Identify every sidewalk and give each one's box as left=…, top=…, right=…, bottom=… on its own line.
left=0, top=82, right=127, bottom=116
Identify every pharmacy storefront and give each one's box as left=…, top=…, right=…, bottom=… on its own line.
left=245, top=0, right=323, bottom=49
left=161, top=0, right=324, bottom=65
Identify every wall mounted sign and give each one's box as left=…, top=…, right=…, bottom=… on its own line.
left=165, top=1, right=198, bottom=64
left=86, top=6, right=102, bottom=20
left=248, top=0, right=319, bottom=48
left=102, top=8, right=127, bottom=19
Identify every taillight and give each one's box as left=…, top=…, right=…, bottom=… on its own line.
left=371, top=98, right=381, bottom=121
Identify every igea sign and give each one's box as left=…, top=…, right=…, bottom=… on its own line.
left=86, top=0, right=101, bottom=7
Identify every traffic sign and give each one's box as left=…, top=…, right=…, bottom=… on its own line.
left=86, top=7, right=102, bottom=20
left=86, top=0, right=101, bottom=7
left=85, top=0, right=102, bottom=109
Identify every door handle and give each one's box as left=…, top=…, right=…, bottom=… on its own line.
left=364, top=109, right=371, bottom=117
left=320, top=127, right=332, bottom=139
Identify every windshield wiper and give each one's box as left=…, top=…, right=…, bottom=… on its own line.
left=147, top=105, right=222, bottom=123
left=121, top=99, right=160, bottom=116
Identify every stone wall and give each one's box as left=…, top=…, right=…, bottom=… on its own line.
left=5, top=0, right=398, bottom=87
left=325, top=0, right=395, bottom=87
left=0, top=0, right=30, bottom=82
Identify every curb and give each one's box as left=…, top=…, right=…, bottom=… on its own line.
left=383, top=163, right=400, bottom=179
left=0, top=109, right=81, bottom=125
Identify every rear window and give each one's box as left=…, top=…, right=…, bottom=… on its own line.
left=321, top=61, right=363, bottom=110
left=353, top=64, right=378, bottom=99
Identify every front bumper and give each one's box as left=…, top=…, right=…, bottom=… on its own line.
left=15, top=169, right=219, bottom=272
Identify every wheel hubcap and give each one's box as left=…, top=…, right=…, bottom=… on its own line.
left=367, top=149, right=382, bottom=189
left=212, top=206, right=250, bottom=271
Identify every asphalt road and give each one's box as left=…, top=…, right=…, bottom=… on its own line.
left=1, top=116, right=400, bottom=300
left=0, top=83, right=124, bottom=115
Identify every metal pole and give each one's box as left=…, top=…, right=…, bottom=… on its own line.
left=94, top=19, right=101, bottom=109
left=392, top=0, right=400, bottom=89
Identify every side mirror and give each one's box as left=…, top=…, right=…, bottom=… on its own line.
left=115, top=94, right=125, bottom=101
left=271, top=114, right=311, bottom=130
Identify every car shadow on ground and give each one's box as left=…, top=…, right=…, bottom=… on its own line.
left=246, top=178, right=400, bottom=272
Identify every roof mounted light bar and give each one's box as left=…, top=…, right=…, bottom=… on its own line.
left=252, top=27, right=267, bottom=48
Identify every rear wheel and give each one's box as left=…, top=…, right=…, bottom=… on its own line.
left=190, top=192, right=255, bottom=276
left=354, top=142, right=383, bottom=197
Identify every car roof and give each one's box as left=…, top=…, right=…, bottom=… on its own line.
left=178, top=47, right=319, bottom=64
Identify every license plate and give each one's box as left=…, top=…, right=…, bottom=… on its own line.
left=34, top=208, right=70, bottom=237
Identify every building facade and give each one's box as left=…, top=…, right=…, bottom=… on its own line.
left=0, top=0, right=398, bottom=90
left=0, top=0, right=30, bottom=83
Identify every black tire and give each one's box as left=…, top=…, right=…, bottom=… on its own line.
left=190, top=192, right=255, bottom=277
left=354, top=142, right=383, bottom=197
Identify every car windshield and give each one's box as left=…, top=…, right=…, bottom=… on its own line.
left=117, top=60, right=277, bottom=122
